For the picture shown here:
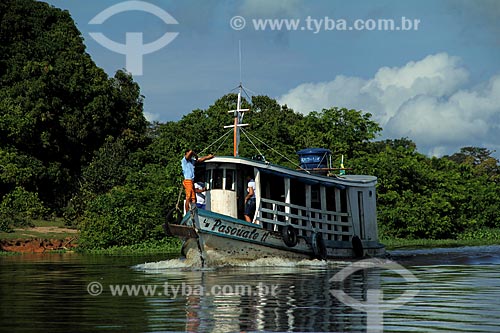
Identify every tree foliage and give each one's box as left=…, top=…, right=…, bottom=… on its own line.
left=0, top=0, right=147, bottom=213
left=0, top=186, right=47, bottom=232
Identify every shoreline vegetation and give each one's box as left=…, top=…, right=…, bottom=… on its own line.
left=2, top=238, right=500, bottom=256
left=382, top=237, right=500, bottom=251
left=1, top=222, right=500, bottom=255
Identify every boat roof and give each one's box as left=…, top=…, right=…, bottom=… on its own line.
left=205, top=156, right=377, bottom=188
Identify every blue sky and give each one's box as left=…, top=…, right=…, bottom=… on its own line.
left=42, top=0, right=500, bottom=157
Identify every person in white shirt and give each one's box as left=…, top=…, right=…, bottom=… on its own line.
left=194, top=181, right=207, bottom=209
left=244, top=176, right=256, bottom=222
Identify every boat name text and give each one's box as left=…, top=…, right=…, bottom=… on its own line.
left=210, top=219, right=270, bottom=242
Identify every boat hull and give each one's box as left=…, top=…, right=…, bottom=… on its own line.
left=166, top=209, right=385, bottom=262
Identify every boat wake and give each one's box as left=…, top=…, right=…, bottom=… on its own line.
left=133, top=248, right=344, bottom=272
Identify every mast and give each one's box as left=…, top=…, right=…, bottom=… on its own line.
left=225, top=83, right=249, bottom=157
left=224, top=41, right=249, bottom=157
left=234, top=85, right=241, bottom=157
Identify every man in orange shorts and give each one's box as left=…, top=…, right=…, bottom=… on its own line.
left=181, top=149, right=214, bottom=213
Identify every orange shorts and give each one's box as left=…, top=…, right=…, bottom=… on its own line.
left=183, top=179, right=196, bottom=203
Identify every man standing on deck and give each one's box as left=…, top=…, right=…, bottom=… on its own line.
left=244, top=175, right=256, bottom=222
left=194, top=180, right=207, bottom=210
left=181, top=149, right=214, bottom=213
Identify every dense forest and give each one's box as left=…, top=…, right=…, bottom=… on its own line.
left=1, top=0, right=500, bottom=248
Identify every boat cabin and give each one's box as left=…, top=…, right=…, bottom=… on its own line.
left=197, top=156, right=378, bottom=244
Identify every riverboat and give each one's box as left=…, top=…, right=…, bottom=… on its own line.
left=164, top=86, right=385, bottom=264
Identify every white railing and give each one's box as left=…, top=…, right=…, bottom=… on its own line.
left=256, top=198, right=352, bottom=240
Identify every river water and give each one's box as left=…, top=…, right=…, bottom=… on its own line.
left=1, top=245, right=500, bottom=332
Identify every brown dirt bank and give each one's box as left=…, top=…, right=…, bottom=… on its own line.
left=0, top=237, right=77, bottom=253
left=1, top=226, right=78, bottom=253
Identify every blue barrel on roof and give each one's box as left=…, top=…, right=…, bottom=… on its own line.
left=297, top=148, right=332, bottom=170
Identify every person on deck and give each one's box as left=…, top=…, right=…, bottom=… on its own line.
left=181, top=149, right=213, bottom=213
left=244, top=175, right=256, bottom=222
left=194, top=180, right=207, bottom=209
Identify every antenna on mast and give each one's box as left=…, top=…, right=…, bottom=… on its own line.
left=239, top=40, right=242, bottom=85
left=223, top=40, right=250, bottom=157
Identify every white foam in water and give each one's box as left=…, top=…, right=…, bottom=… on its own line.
left=235, top=257, right=329, bottom=267
left=134, top=259, right=191, bottom=271
left=134, top=247, right=345, bottom=271
left=134, top=248, right=204, bottom=271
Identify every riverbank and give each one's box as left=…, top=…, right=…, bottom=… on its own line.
left=2, top=236, right=500, bottom=255
left=382, top=227, right=500, bottom=250
left=0, top=220, right=181, bottom=255
left=0, top=237, right=180, bottom=255
left=2, top=221, right=500, bottom=255
left=0, top=219, right=78, bottom=253
left=0, top=237, right=77, bottom=253
left=383, top=238, right=500, bottom=250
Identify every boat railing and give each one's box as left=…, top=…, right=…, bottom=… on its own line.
left=257, top=198, right=353, bottom=241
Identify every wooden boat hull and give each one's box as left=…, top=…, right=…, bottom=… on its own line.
left=165, top=209, right=385, bottom=261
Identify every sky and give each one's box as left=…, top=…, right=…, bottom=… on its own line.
left=41, top=0, right=500, bottom=158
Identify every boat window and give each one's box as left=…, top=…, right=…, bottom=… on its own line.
left=225, top=169, right=235, bottom=190
left=259, top=171, right=286, bottom=224
left=311, top=185, right=321, bottom=209
left=340, top=189, right=348, bottom=222
left=204, top=170, right=211, bottom=189
left=326, top=187, right=336, bottom=211
left=213, top=169, right=223, bottom=189
left=290, top=178, right=305, bottom=206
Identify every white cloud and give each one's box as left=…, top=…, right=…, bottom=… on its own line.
left=278, top=53, right=500, bottom=157
left=278, top=75, right=371, bottom=114
left=144, top=111, right=160, bottom=122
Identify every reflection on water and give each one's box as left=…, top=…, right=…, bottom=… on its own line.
left=1, top=246, right=500, bottom=332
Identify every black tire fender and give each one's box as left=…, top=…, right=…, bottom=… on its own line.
left=282, top=225, right=298, bottom=247
left=311, top=232, right=327, bottom=260
left=352, top=235, right=364, bottom=258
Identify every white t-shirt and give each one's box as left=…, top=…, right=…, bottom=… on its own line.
left=247, top=179, right=256, bottom=199
left=195, top=182, right=205, bottom=204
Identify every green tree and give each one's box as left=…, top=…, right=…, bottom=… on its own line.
left=291, top=107, right=382, bottom=159
left=352, top=139, right=471, bottom=239
left=0, top=0, right=147, bottom=210
left=446, top=147, right=500, bottom=181
left=0, top=187, right=47, bottom=232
